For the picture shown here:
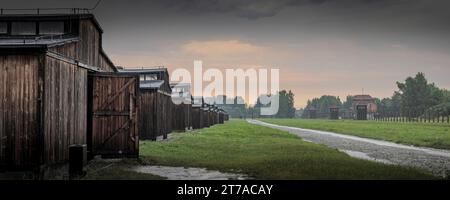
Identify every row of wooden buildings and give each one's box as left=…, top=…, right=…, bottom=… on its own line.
left=0, top=13, right=228, bottom=176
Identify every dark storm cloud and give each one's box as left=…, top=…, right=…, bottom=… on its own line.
left=155, top=0, right=330, bottom=19
left=154, top=0, right=415, bottom=19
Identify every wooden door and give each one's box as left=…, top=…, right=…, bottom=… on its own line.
left=88, top=73, right=139, bottom=158
left=357, top=105, right=367, bottom=120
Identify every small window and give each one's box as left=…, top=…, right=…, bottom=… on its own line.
left=11, top=22, right=36, bottom=35
left=39, top=21, right=65, bottom=35
left=0, top=22, right=7, bottom=34
left=145, top=74, right=157, bottom=80
left=140, top=75, right=145, bottom=81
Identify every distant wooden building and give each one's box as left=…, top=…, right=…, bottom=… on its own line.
left=306, top=107, right=317, bottom=119
left=224, top=113, right=229, bottom=121
left=203, top=104, right=212, bottom=127
left=329, top=106, right=339, bottom=120
left=119, top=68, right=172, bottom=140
left=218, top=109, right=225, bottom=124
left=171, top=83, right=193, bottom=131
left=191, top=97, right=204, bottom=129
left=0, top=13, right=139, bottom=173
left=213, top=105, right=220, bottom=124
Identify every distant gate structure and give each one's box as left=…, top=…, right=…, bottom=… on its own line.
left=329, top=106, right=339, bottom=120
left=352, top=95, right=377, bottom=120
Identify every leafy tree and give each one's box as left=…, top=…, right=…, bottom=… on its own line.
left=307, top=95, right=342, bottom=112
left=342, top=95, right=353, bottom=109
left=375, top=92, right=401, bottom=116
left=303, top=95, right=342, bottom=118
left=275, top=90, right=296, bottom=118
left=396, top=72, right=445, bottom=116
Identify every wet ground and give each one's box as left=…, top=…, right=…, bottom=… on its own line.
left=249, top=119, right=450, bottom=177
left=130, top=165, right=248, bottom=180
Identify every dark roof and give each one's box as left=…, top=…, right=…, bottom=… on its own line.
left=170, top=82, right=191, bottom=88
left=0, top=36, right=79, bottom=49
left=140, top=80, right=165, bottom=89
left=353, top=95, right=374, bottom=100
left=119, top=67, right=168, bottom=74
left=0, top=13, right=104, bottom=33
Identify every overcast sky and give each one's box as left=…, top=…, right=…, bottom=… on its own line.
left=2, top=0, right=450, bottom=107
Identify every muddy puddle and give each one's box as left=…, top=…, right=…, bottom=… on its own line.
left=339, top=149, right=393, bottom=165
left=130, top=165, right=249, bottom=180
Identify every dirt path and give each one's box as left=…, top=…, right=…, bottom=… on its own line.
left=249, top=119, right=450, bottom=177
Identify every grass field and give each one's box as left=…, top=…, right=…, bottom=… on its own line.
left=259, top=119, right=450, bottom=150
left=139, top=120, right=435, bottom=179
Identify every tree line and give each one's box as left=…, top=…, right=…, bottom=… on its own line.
left=213, top=90, right=297, bottom=118
left=301, top=72, right=450, bottom=118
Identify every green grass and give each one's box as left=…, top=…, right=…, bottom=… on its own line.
left=259, top=119, right=450, bottom=150
left=139, top=120, right=435, bottom=180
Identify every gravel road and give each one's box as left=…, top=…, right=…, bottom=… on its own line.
left=248, top=119, right=450, bottom=177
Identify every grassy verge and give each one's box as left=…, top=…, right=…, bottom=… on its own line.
left=139, top=120, right=435, bottom=179
left=258, top=119, right=450, bottom=150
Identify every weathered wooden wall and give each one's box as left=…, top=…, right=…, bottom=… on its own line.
left=172, top=103, right=192, bottom=131
left=48, top=20, right=115, bottom=72
left=139, top=90, right=172, bottom=140
left=214, top=112, right=219, bottom=124
left=43, top=56, right=88, bottom=164
left=219, top=113, right=224, bottom=124
left=0, top=53, right=89, bottom=169
left=99, top=52, right=116, bottom=72
left=186, top=104, right=192, bottom=129
left=191, top=107, right=203, bottom=129
left=78, top=19, right=100, bottom=67
left=89, top=74, right=139, bottom=157
left=0, top=15, right=119, bottom=172
left=162, top=93, right=172, bottom=136
left=203, top=111, right=210, bottom=127
left=139, top=91, right=157, bottom=140
left=0, top=55, right=40, bottom=168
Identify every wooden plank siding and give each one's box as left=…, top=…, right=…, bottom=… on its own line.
left=48, top=20, right=115, bottom=72
left=139, top=91, right=172, bottom=140
left=0, top=14, right=120, bottom=172
left=0, top=55, right=40, bottom=169
left=191, top=107, right=203, bottom=129
left=219, top=113, right=224, bottom=124
left=0, top=53, right=88, bottom=169
left=78, top=19, right=100, bottom=68
left=172, top=103, right=192, bottom=131
left=43, top=56, right=87, bottom=164
left=203, top=111, right=210, bottom=127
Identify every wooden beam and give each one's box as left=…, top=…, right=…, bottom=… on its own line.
left=46, top=51, right=103, bottom=72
